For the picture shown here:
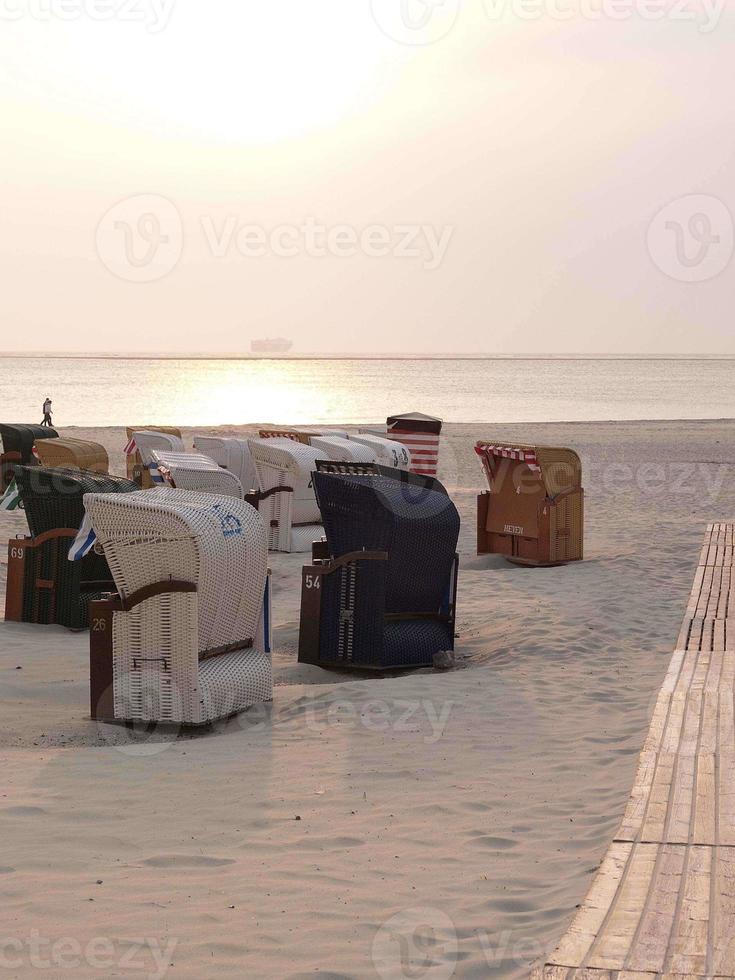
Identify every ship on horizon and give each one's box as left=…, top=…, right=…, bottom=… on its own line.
left=250, top=337, right=293, bottom=354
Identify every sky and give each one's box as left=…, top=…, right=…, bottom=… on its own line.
left=0, top=0, right=734, bottom=356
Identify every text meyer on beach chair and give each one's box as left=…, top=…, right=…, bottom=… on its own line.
left=4, top=466, right=138, bottom=629
left=475, top=442, right=584, bottom=566
left=35, top=437, right=109, bottom=474
left=247, top=438, right=326, bottom=552
left=298, top=469, right=460, bottom=669
left=152, top=450, right=244, bottom=498
left=0, top=423, right=58, bottom=492
left=86, top=488, right=272, bottom=726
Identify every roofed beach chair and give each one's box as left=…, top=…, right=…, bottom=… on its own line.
left=124, top=426, right=183, bottom=487
left=475, top=441, right=584, bottom=566
left=86, top=488, right=272, bottom=726
left=192, top=436, right=259, bottom=494
left=152, top=451, right=244, bottom=498
left=130, top=430, right=185, bottom=486
left=0, top=423, right=58, bottom=491
left=247, top=438, right=324, bottom=552
left=35, top=437, right=109, bottom=474
left=298, top=470, right=460, bottom=670
left=347, top=433, right=411, bottom=469
left=4, top=466, right=138, bottom=629
left=308, top=435, right=377, bottom=463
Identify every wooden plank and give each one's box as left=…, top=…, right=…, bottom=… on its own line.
left=534, top=524, right=735, bottom=978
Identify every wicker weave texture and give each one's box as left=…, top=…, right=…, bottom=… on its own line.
left=84, top=488, right=271, bottom=724
left=153, top=451, right=244, bottom=498
left=192, top=437, right=259, bottom=493
left=35, top=438, right=108, bottom=474
left=311, top=473, right=460, bottom=667
left=132, top=431, right=185, bottom=484
left=347, top=434, right=411, bottom=469
left=248, top=438, right=324, bottom=551
left=13, top=466, right=138, bottom=629
left=309, top=436, right=377, bottom=463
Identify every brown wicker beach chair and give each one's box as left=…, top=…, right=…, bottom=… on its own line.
left=35, top=437, right=109, bottom=474
left=475, top=442, right=583, bottom=566
left=124, top=425, right=182, bottom=487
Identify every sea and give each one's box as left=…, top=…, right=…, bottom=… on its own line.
left=1, top=356, right=734, bottom=428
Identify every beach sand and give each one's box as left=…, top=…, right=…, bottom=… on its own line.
left=1, top=419, right=732, bottom=978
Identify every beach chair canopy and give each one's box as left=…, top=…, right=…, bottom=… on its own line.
left=248, top=437, right=323, bottom=524
left=314, top=472, right=459, bottom=616
left=84, top=488, right=267, bottom=656
left=132, top=430, right=185, bottom=482
left=308, top=435, right=377, bottom=464
left=0, top=423, right=57, bottom=463
left=192, top=436, right=258, bottom=493
left=314, top=459, right=449, bottom=496
left=347, top=433, right=411, bottom=469
left=35, top=437, right=108, bottom=474
left=152, top=450, right=244, bottom=498
left=14, top=466, right=139, bottom=538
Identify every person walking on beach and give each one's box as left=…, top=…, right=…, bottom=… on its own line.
left=41, top=397, right=53, bottom=427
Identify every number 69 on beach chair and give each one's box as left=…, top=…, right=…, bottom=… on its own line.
left=475, top=442, right=584, bottom=567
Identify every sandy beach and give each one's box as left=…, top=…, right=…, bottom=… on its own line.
left=1, top=418, right=732, bottom=978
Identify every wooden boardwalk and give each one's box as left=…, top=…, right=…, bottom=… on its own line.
left=532, top=523, right=735, bottom=980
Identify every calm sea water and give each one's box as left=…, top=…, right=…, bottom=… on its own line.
left=1, top=357, right=733, bottom=427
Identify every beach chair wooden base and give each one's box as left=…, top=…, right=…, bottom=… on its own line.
left=477, top=490, right=583, bottom=567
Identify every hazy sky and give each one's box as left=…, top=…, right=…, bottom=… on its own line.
left=1, top=0, right=733, bottom=355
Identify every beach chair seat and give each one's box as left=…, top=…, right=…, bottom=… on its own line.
left=124, top=426, right=182, bottom=487
left=192, top=436, right=258, bottom=494
left=298, top=470, right=460, bottom=670
left=247, top=438, right=324, bottom=553
left=0, top=423, right=58, bottom=491
left=85, top=488, right=271, bottom=726
left=475, top=442, right=584, bottom=566
left=5, top=467, right=138, bottom=629
left=130, top=430, right=185, bottom=486
left=35, top=437, right=108, bottom=474
left=152, top=450, right=244, bottom=498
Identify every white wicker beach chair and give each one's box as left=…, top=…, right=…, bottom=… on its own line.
left=308, top=436, right=377, bottom=463
left=132, top=430, right=185, bottom=485
left=347, top=433, right=411, bottom=469
left=247, top=438, right=324, bottom=552
left=86, top=488, right=271, bottom=726
left=192, top=437, right=259, bottom=494
left=152, top=451, right=244, bottom=498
